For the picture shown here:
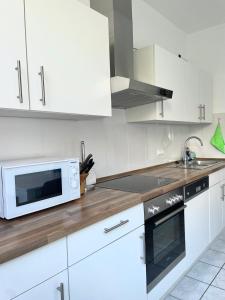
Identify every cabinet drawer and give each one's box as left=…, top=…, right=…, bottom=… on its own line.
left=14, top=270, right=69, bottom=300
left=67, top=204, right=144, bottom=266
left=0, top=238, right=67, bottom=300
left=209, top=169, right=225, bottom=187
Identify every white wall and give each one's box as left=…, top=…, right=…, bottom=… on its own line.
left=186, top=24, right=225, bottom=158
left=132, top=0, right=187, bottom=56
left=81, top=0, right=187, bottom=56
left=187, top=24, right=225, bottom=114
left=0, top=0, right=195, bottom=178
left=78, top=0, right=90, bottom=6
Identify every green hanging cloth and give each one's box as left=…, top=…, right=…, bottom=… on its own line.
left=210, top=120, right=225, bottom=154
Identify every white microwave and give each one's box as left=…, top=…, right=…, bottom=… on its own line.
left=0, top=157, right=80, bottom=219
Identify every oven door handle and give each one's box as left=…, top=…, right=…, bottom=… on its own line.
left=154, top=205, right=187, bottom=227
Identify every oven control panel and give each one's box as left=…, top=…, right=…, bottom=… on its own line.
left=144, top=187, right=184, bottom=219
left=166, top=194, right=183, bottom=206
left=184, top=176, right=209, bottom=202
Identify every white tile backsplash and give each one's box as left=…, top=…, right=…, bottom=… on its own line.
left=0, top=110, right=195, bottom=178
left=1, top=109, right=224, bottom=178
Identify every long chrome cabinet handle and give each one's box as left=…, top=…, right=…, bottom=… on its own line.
left=57, top=283, right=65, bottom=300
left=203, top=104, right=206, bottom=120
left=104, top=219, right=129, bottom=234
left=198, top=105, right=202, bottom=120
left=159, top=99, right=164, bottom=118
left=15, top=60, right=23, bottom=103
left=38, top=66, right=46, bottom=106
left=140, top=233, right=146, bottom=264
left=154, top=205, right=187, bottom=227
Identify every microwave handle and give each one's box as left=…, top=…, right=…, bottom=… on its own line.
left=154, top=205, right=187, bottom=227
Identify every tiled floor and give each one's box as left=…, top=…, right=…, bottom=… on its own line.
left=165, top=228, right=225, bottom=300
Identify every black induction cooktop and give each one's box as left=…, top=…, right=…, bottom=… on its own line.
left=97, top=175, right=177, bottom=194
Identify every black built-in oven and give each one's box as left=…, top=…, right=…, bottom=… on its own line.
left=144, top=187, right=186, bottom=292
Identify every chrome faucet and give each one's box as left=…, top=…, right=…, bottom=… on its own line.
left=183, top=136, right=203, bottom=166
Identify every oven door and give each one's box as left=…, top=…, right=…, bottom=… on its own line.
left=2, top=161, right=78, bottom=219
left=145, top=203, right=186, bottom=292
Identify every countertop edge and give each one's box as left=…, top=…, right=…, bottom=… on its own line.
left=1, top=159, right=225, bottom=264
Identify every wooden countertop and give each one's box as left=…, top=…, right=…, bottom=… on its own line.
left=1, top=159, right=225, bottom=264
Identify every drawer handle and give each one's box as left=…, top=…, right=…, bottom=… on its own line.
left=104, top=219, right=129, bottom=234
left=57, top=283, right=65, bottom=300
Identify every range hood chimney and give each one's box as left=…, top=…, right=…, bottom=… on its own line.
left=90, top=0, right=173, bottom=109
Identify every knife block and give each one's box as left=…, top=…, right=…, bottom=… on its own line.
left=80, top=173, right=89, bottom=196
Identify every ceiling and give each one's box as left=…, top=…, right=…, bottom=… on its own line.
left=144, top=0, right=225, bottom=33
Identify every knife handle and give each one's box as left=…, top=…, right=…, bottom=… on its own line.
left=85, top=161, right=95, bottom=173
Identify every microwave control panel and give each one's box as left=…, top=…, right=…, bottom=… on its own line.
left=69, top=162, right=80, bottom=189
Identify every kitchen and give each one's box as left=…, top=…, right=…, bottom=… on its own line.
left=1, top=0, right=225, bottom=299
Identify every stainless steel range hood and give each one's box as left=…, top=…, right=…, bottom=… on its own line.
left=90, top=0, right=173, bottom=109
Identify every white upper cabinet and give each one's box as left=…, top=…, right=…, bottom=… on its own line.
left=184, top=63, right=200, bottom=122
left=0, top=0, right=29, bottom=110
left=126, top=45, right=212, bottom=124
left=25, top=0, right=111, bottom=117
left=199, top=70, right=213, bottom=123
left=154, top=45, right=190, bottom=123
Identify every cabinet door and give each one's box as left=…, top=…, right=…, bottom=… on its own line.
left=14, top=271, right=69, bottom=300
left=154, top=46, right=187, bottom=122
left=185, top=191, right=210, bottom=264
left=184, top=63, right=199, bottom=122
left=154, top=46, right=200, bottom=123
left=0, top=0, right=29, bottom=110
left=69, top=226, right=147, bottom=300
left=199, top=70, right=213, bottom=123
left=0, top=238, right=67, bottom=300
left=25, top=0, right=111, bottom=117
left=209, top=182, right=224, bottom=242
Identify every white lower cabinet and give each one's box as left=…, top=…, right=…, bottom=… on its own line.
left=69, top=225, right=147, bottom=300
left=185, top=190, right=210, bottom=265
left=209, top=180, right=225, bottom=241
left=13, top=271, right=69, bottom=300
left=0, top=238, right=67, bottom=300
left=67, top=204, right=144, bottom=266
left=2, top=175, right=225, bottom=300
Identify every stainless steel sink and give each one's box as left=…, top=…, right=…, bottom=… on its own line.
left=170, top=160, right=221, bottom=170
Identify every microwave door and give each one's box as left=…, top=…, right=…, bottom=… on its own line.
left=15, top=169, right=62, bottom=207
